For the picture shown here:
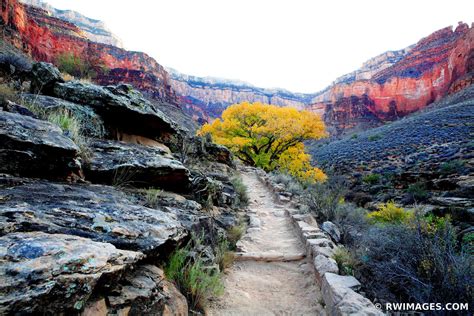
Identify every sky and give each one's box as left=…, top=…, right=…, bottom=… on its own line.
left=45, top=0, right=473, bottom=93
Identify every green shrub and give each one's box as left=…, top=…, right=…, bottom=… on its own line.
left=144, top=188, right=162, bottom=207
left=407, top=182, right=428, bottom=201
left=462, top=232, right=474, bottom=255
left=362, top=173, right=381, bottom=185
left=367, top=201, right=413, bottom=224
left=303, top=175, right=347, bottom=222
left=19, top=96, right=47, bottom=117
left=439, top=160, right=466, bottom=175
left=47, top=109, right=92, bottom=159
left=333, top=203, right=370, bottom=245
left=165, top=243, right=224, bottom=311
left=368, top=134, right=382, bottom=141
left=270, top=172, right=294, bottom=186
left=287, top=180, right=304, bottom=195
left=357, top=217, right=472, bottom=305
left=0, top=83, right=20, bottom=105
left=55, top=52, right=96, bottom=79
left=47, top=110, right=81, bottom=139
left=227, top=224, right=246, bottom=250
left=111, top=166, right=138, bottom=188
left=215, top=239, right=235, bottom=271
left=351, top=134, right=358, bottom=139
left=332, top=247, right=356, bottom=276
left=231, top=175, right=249, bottom=207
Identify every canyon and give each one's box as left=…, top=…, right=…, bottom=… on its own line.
left=0, top=1, right=472, bottom=314
left=1, top=0, right=473, bottom=135
left=171, top=23, right=473, bottom=135
left=1, top=0, right=177, bottom=103
left=19, top=0, right=124, bottom=48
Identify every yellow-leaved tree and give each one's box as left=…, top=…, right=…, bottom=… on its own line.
left=198, top=102, right=327, bottom=183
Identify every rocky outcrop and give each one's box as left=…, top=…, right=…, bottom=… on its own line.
left=85, top=139, right=191, bottom=191
left=30, top=61, right=64, bottom=94
left=20, top=0, right=124, bottom=48
left=53, top=82, right=181, bottom=142
left=0, top=175, right=186, bottom=254
left=0, top=231, right=143, bottom=314
left=309, top=23, right=474, bottom=135
left=104, top=265, right=188, bottom=315
left=0, top=111, right=80, bottom=179
left=0, top=60, right=237, bottom=314
left=333, top=48, right=412, bottom=85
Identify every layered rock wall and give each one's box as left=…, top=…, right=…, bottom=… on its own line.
left=0, top=0, right=176, bottom=102
left=169, top=71, right=315, bottom=119
left=20, top=0, right=124, bottom=48
left=309, top=23, right=474, bottom=134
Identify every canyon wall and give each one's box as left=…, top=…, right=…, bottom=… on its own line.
left=169, top=23, right=473, bottom=133
left=169, top=70, right=316, bottom=119
left=309, top=22, right=474, bottom=135
left=0, top=0, right=176, bottom=102
left=2, top=0, right=472, bottom=134
left=19, top=0, right=124, bottom=48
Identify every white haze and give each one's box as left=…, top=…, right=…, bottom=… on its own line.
left=46, top=0, right=473, bottom=93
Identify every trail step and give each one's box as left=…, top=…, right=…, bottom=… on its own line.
left=234, top=252, right=306, bottom=262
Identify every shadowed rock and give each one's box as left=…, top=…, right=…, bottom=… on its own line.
left=0, top=175, right=186, bottom=254
left=0, top=231, right=143, bottom=314
left=30, top=62, right=64, bottom=95
left=104, top=264, right=188, bottom=315
left=0, top=111, right=80, bottom=179
left=53, top=81, right=181, bottom=142
left=85, top=139, right=191, bottom=192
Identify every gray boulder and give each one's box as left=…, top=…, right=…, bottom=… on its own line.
left=0, top=231, right=143, bottom=314
left=105, top=265, right=188, bottom=315
left=322, top=273, right=382, bottom=316
left=0, top=175, right=185, bottom=254
left=0, top=111, right=80, bottom=179
left=53, top=81, right=181, bottom=142
left=85, top=139, right=191, bottom=192
left=321, top=221, right=341, bottom=243
left=30, top=62, right=64, bottom=95
left=314, top=254, right=339, bottom=280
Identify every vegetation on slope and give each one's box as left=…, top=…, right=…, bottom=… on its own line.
left=272, top=171, right=473, bottom=308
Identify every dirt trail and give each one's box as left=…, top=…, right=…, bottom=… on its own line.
left=207, top=170, right=323, bottom=316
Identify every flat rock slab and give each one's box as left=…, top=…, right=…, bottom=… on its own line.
left=0, top=175, right=185, bottom=254
left=0, top=231, right=143, bottom=314
left=53, top=82, right=181, bottom=141
left=0, top=111, right=79, bottom=179
left=85, top=139, right=191, bottom=192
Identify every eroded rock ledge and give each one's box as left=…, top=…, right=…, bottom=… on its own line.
left=0, top=61, right=239, bottom=315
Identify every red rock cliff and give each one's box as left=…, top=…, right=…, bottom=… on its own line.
left=309, top=22, right=474, bottom=135
left=0, top=0, right=177, bottom=102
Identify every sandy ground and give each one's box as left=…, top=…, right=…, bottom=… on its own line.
left=207, top=171, right=324, bottom=316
